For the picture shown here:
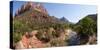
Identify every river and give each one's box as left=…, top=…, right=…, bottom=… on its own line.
left=67, top=30, right=80, bottom=46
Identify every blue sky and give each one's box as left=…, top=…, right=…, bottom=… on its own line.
left=12, top=1, right=97, bottom=23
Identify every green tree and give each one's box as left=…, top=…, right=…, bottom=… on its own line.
left=75, top=17, right=96, bottom=36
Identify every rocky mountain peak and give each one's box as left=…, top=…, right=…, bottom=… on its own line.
left=60, top=17, right=69, bottom=23
left=15, top=2, right=48, bottom=16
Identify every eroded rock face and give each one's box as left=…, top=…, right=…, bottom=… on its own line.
left=15, top=2, right=48, bottom=16
left=29, top=30, right=46, bottom=48
left=15, top=30, right=46, bottom=49
left=15, top=32, right=30, bottom=49
left=86, top=34, right=97, bottom=44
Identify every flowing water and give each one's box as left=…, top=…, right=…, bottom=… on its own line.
left=67, top=31, right=80, bottom=46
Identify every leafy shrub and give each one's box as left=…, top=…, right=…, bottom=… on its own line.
left=13, top=32, right=22, bottom=43
left=75, top=17, right=96, bottom=36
